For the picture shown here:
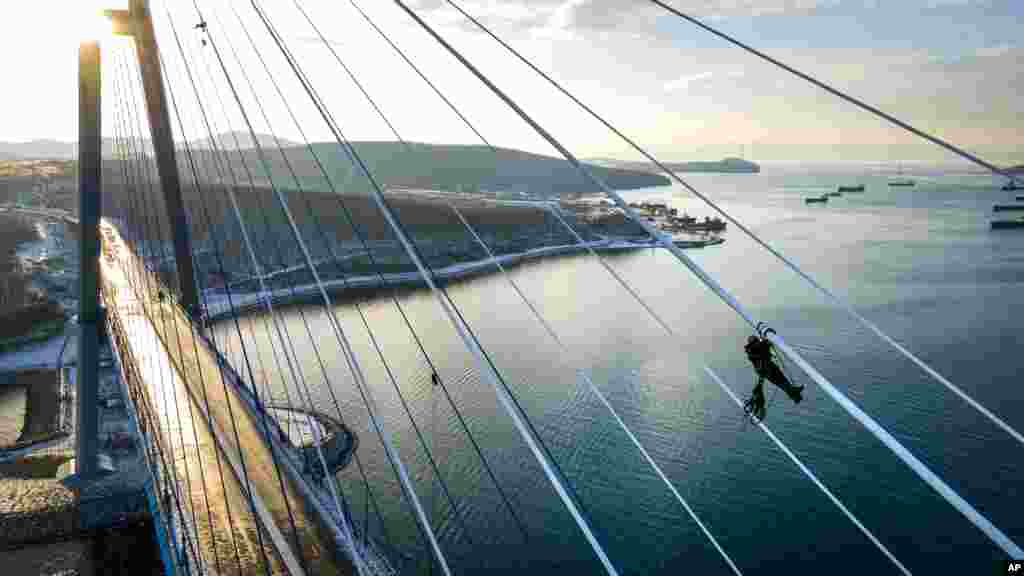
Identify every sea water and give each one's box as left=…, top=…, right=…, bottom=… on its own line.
left=210, top=166, right=1024, bottom=574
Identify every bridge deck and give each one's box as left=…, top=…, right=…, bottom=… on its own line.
left=100, top=223, right=349, bottom=575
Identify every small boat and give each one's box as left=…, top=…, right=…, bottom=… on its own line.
left=805, top=195, right=828, bottom=204
left=888, top=162, right=915, bottom=186
left=837, top=185, right=865, bottom=193
left=1017, top=196, right=1024, bottom=202
left=993, top=204, right=1024, bottom=212
left=678, top=217, right=726, bottom=233
left=826, top=191, right=842, bottom=197
left=662, top=213, right=727, bottom=233
left=1001, top=181, right=1023, bottom=191
left=673, top=237, right=725, bottom=249
left=991, top=218, right=1024, bottom=230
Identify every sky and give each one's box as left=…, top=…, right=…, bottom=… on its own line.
left=0, top=0, right=1020, bottom=164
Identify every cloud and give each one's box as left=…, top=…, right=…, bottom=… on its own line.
left=411, top=0, right=1001, bottom=38
left=411, top=0, right=841, bottom=38
left=663, top=69, right=743, bottom=92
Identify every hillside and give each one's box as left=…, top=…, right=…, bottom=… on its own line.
left=589, top=157, right=760, bottom=174
left=180, top=141, right=669, bottom=197
left=0, top=140, right=75, bottom=159
left=0, top=133, right=300, bottom=160
left=189, top=131, right=300, bottom=152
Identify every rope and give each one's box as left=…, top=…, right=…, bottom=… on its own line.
left=447, top=0, right=1024, bottom=452
left=703, top=366, right=913, bottom=576
left=392, top=0, right=1024, bottom=558
left=250, top=2, right=619, bottom=573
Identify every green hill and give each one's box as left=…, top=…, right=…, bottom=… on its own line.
left=182, top=141, right=670, bottom=196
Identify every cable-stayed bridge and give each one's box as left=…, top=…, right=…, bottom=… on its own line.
left=53, top=1, right=1023, bottom=574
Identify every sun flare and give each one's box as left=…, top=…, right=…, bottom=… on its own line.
left=9, top=1, right=128, bottom=48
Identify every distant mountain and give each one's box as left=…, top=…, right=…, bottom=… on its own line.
left=190, top=131, right=300, bottom=151
left=0, top=133, right=301, bottom=160
left=182, top=141, right=670, bottom=196
left=9, top=136, right=668, bottom=195
left=589, top=157, right=760, bottom=174
left=0, top=140, right=76, bottom=159
left=666, top=157, right=760, bottom=173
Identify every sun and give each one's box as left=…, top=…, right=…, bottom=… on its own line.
left=5, top=1, right=129, bottom=48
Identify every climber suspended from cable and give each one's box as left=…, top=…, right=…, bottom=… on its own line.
left=743, top=328, right=804, bottom=421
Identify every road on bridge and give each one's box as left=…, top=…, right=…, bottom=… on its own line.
left=100, top=221, right=350, bottom=576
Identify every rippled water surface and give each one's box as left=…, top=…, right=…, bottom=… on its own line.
left=211, top=168, right=1024, bottom=574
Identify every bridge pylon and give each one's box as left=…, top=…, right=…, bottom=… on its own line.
left=108, top=0, right=200, bottom=318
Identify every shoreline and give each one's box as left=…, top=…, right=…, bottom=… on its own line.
left=200, top=237, right=692, bottom=322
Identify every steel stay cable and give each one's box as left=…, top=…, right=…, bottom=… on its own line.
left=193, top=2, right=453, bottom=572
left=447, top=200, right=742, bottom=575
left=445, top=0, right=1024, bottom=451
left=113, top=45, right=229, bottom=573
left=112, top=51, right=212, bottom=572
left=126, top=36, right=272, bottom=576
left=702, top=366, right=912, bottom=576
left=181, top=8, right=397, bottom=570
left=133, top=34, right=280, bottom=576
left=161, top=7, right=369, bottom=573
left=220, top=2, right=529, bottom=548
left=111, top=53, right=203, bottom=572
left=176, top=10, right=355, bottom=547
left=209, top=2, right=480, bottom=559
left=391, top=0, right=1024, bottom=558
left=249, top=2, right=618, bottom=573
left=271, top=0, right=620, bottom=555
left=647, top=0, right=1019, bottom=185
left=345, top=0, right=492, bottom=148
left=156, top=10, right=318, bottom=573
left=120, top=45, right=241, bottom=575
left=180, top=6, right=400, bottom=562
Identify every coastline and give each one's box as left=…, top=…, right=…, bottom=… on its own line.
left=200, top=237, right=683, bottom=322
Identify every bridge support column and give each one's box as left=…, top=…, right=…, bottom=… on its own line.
left=75, top=40, right=102, bottom=482
left=111, top=1, right=200, bottom=318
